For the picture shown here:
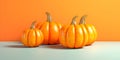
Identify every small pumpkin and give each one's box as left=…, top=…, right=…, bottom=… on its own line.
left=79, top=15, right=97, bottom=46
left=59, top=16, right=86, bottom=48
left=21, top=21, right=44, bottom=47
left=36, top=12, right=62, bottom=45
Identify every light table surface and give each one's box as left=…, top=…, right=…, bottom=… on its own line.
left=0, top=41, right=120, bottom=60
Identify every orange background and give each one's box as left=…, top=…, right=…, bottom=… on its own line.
left=0, top=0, right=120, bottom=41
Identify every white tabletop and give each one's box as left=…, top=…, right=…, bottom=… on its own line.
left=0, top=41, right=120, bottom=60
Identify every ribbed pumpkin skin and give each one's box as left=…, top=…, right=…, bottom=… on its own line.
left=36, top=12, right=62, bottom=45
left=59, top=25, right=87, bottom=48
left=59, top=16, right=85, bottom=48
left=82, top=24, right=97, bottom=46
left=59, top=16, right=97, bottom=48
left=21, top=21, right=44, bottom=47
left=79, top=15, right=97, bottom=46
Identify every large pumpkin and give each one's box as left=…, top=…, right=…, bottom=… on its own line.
left=36, top=12, right=62, bottom=45
left=59, top=16, right=86, bottom=48
left=21, top=21, right=44, bottom=47
left=79, top=15, right=97, bottom=46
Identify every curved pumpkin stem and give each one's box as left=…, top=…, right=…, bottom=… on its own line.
left=71, top=16, right=78, bottom=25
left=30, top=21, right=36, bottom=29
left=46, top=12, right=52, bottom=22
left=79, top=15, right=88, bottom=24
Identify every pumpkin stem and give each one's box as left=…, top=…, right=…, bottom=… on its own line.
left=71, top=16, right=78, bottom=25
left=79, top=15, right=88, bottom=24
left=46, top=12, right=52, bottom=22
left=30, top=21, right=36, bottom=29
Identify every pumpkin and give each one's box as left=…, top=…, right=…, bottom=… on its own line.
left=79, top=15, right=97, bottom=46
left=21, top=21, right=44, bottom=47
left=59, top=16, right=86, bottom=48
left=36, top=12, right=62, bottom=45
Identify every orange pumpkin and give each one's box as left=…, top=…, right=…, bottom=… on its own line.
left=59, top=16, right=86, bottom=48
left=21, top=21, right=44, bottom=47
left=79, top=15, right=97, bottom=46
left=36, top=12, right=62, bottom=45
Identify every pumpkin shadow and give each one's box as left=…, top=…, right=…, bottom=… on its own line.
left=43, top=44, right=78, bottom=50
left=43, top=45, right=65, bottom=49
left=5, top=45, right=28, bottom=48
